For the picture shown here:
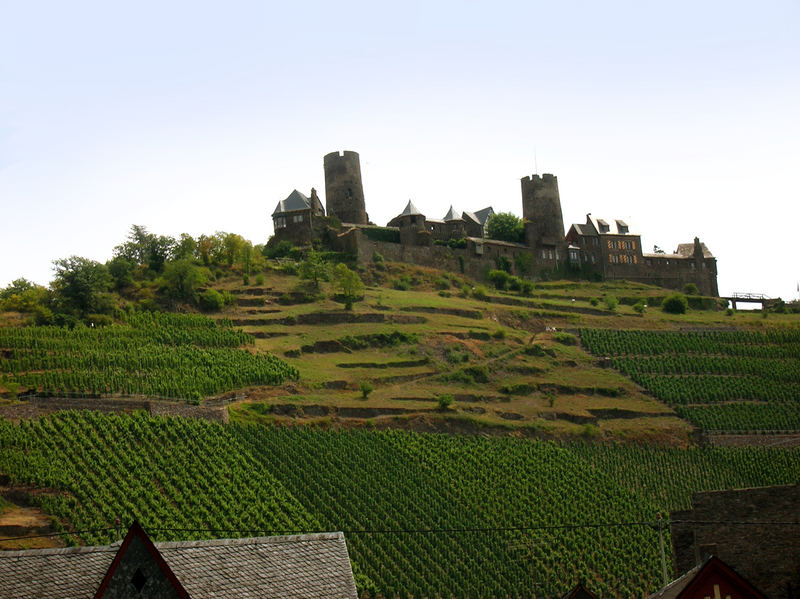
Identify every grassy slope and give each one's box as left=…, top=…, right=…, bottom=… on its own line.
left=214, top=260, right=799, bottom=444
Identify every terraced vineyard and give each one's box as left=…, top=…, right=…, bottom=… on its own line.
left=0, top=312, right=297, bottom=400
left=1, top=412, right=799, bottom=598
left=580, top=329, right=800, bottom=432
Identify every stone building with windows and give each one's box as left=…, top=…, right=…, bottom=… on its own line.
left=270, top=150, right=719, bottom=296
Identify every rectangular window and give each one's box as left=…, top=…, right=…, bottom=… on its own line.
left=292, top=214, right=304, bottom=223
left=275, top=216, right=287, bottom=229
left=633, top=255, right=638, bottom=264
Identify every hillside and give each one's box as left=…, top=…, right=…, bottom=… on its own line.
left=2, top=255, right=799, bottom=598
left=1, top=412, right=798, bottom=598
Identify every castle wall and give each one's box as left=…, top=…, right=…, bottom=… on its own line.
left=617, top=255, right=718, bottom=296
left=324, top=151, right=368, bottom=225
left=348, top=230, right=560, bottom=281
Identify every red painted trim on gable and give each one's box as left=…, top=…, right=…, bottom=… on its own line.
left=675, top=556, right=769, bottom=599
left=93, top=522, right=191, bottom=599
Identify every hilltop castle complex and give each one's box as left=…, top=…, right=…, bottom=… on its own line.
left=271, top=151, right=718, bottom=296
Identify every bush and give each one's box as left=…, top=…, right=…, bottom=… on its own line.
left=359, top=381, right=373, bottom=399
left=603, top=296, right=619, bottom=312
left=434, top=276, right=451, bottom=290
left=444, top=347, right=470, bottom=364
left=519, top=280, right=534, bottom=296
left=472, top=285, right=488, bottom=301
left=589, top=298, right=599, bottom=307
left=265, top=240, right=295, bottom=259
left=392, top=275, right=412, bottom=291
left=507, top=276, right=522, bottom=292
left=683, top=283, right=699, bottom=295
left=464, top=365, right=490, bottom=383
left=523, top=344, right=547, bottom=356
left=492, top=328, right=507, bottom=340
left=488, top=270, right=510, bottom=290
left=460, top=284, right=471, bottom=298
left=662, top=292, right=688, bottom=314
left=199, top=289, right=225, bottom=312
left=437, top=394, right=454, bottom=411
left=438, top=290, right=451, bottom=297
left=552, top=332, right=577, bottom=345
left=633, top=299, right=647, bottom=314
left=255, top=273, right=265, bottom=285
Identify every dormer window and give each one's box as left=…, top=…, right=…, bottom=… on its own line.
left=616, top=220, right=629, bottom=234
left=597, top=219, right=610, bottom=233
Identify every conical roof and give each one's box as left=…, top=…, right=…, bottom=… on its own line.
left=398, top=200, right=422, bottom=217
left=444, top=206, right=461, bottom=221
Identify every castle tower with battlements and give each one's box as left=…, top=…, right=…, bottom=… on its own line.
left=324, top=151, right=368, bottom=225
left=521, top=174, right=565, bottom=247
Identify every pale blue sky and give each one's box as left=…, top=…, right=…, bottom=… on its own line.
left=2, top=1, right=799, bottom=298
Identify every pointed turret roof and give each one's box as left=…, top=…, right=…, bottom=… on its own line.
left=398, top=200, right=422, bottom=217
left=444, top=206, right=461, bottom=221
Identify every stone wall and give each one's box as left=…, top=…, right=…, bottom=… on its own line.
left=670, top=484, right=800, bottom=599
left=0, top=396, right=228, bottom=423
left=350, top=229, right=558, bottom=281
left=607, top=255, right=718, bottom=296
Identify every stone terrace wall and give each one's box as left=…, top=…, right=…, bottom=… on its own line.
left=670, top=484, right=800, bottom=599
left=0, top=396, right=228, bottom=423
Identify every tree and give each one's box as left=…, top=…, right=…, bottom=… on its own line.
left=332, top=263, right=364, bottom=310
left=162, top=259, right=209, bottom=302
left=107, top=256, right=136, bottom=290
left=51, top=256, right=113, bottom=316
left=173, top=234, right=197, bottom=261
left=486, top=212, right=524, bottom=243
left=0, top=279, right=52, bottom=323
left=299, top=250, right=330, bottom=290
left=114, top=225, right=175, bottom=273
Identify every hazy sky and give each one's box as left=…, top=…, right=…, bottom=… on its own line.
left=2, top=1, right=798, bottom=299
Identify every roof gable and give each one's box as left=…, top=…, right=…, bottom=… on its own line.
left=561, top=582, right=601, bottom=599
left=647, top=557, right=768, bottom=599
left=94, top=522, right=189, bottom=599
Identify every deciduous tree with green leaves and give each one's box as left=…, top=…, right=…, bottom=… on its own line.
left=332, top=263, right=364, bottom=310
left=486, top=212, right=524, bottom=243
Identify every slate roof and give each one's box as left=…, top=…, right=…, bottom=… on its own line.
left=398, top=200, right=422, bottom=217
left=473, top=207, right=494, bottom=225
left=272, top=190, right=313, bottom=217
left=0, top=532, right=358, bottom=599
left=583, top=215, right=636, bottom=236
left=676, top=242, right=713, bottom=258
left=462, top=211, right=481, bottom=225
left=443, top=206, right=462, bottom=221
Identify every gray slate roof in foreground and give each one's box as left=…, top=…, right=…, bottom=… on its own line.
left=0, top=532, right=358, bottom=599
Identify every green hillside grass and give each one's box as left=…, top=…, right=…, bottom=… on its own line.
left=4, top=257, right=798, bottom=440
left=1, top=411, right=798, bottom=598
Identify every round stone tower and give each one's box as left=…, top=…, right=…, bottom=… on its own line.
left=323, top=151, right=368, bottom=225
left=520, top=173, right=565, bottom=246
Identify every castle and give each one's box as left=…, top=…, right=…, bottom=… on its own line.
left=271, top=151, right=718, bottom=296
